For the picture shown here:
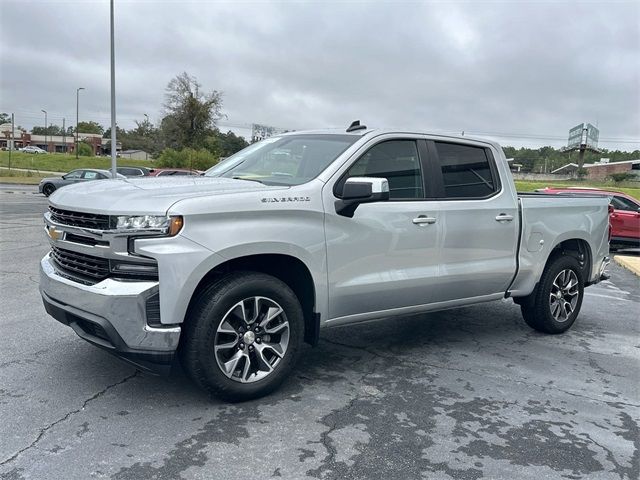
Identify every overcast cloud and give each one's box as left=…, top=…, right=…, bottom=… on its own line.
left=1, top=0, right=638, bottom=149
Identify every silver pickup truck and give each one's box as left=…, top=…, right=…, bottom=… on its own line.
left=40, top=123, right=610, bottom=401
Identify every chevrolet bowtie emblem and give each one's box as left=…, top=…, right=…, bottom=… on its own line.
left=47, top=227, right=63, bottom=241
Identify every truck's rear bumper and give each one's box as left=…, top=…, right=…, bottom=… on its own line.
left=40, top=254, right=181, bottom=374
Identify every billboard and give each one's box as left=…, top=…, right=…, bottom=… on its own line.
left=251, top=124, right=288, bottom=143
left=567, top=123, right=584, bottom=148
left=585, top=123, right=599, bottom=149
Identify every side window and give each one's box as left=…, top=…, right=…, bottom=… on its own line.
left=83, top=171, right=99, bottom=180
left=435, top=142, right=498, bottom=198
left=342, top=140, right=423, bottom=199
left=66, top=170, right=82, bottom=179
left=612, top=196, right=639, bottom=211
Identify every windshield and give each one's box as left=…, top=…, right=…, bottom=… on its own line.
left=205, top=134, right=359, bottom=186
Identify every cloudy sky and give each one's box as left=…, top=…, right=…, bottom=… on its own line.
left=1, top=0, right=638, bottom=150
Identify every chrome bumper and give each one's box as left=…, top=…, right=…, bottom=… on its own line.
left=40, top=254, right=181, bottom=372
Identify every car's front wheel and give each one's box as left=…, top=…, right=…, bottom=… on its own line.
left=520, top=254, right=585, bottom=334
left=42, top=183, right=56, bottom=197
left=181, top=271, right=304, bottom=401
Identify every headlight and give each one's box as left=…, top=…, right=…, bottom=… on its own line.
left=114, top=215, right=183, bottom=236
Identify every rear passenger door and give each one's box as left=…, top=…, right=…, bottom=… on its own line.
left=428, top=140, right=519, bottom=302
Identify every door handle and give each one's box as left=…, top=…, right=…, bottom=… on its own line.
left=413, top=216, right=436, bottom=225
left=495, top=214, right=514, bottom=222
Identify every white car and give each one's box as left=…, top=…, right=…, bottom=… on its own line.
left=20, top=146, right=48, bottom=154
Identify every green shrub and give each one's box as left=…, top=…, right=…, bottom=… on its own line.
left=77, top=142, right=93, bottom=157
left=156, top=148, right=219, bottom=171
left=608, top=172, right=636, bottom=184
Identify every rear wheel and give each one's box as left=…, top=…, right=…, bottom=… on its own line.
left=180, top=271, right=304, bottom=401
left=520, top=255, right=585, bottom=334
left=42, top=183, right=56, bottom=197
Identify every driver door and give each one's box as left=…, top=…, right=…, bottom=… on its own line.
left=323, top=138, right=440, bottom=322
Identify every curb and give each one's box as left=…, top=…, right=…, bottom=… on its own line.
left=614, top=255, right=640, bottom=277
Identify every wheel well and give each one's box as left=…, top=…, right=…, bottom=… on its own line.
left=188, top=254, right=319, bottom=346
left=548, top=239, right=592, bottom=279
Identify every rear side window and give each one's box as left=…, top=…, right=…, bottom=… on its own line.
left=83, top=171, right=99, bottom=179
left=434, top=142, right=498, bottom=198
left=341, top=140, right=424, bottom=199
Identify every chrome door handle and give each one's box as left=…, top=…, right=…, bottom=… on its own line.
left=495, top=214, right=514, bottom=222
left=413, top=216, right=436, bottom=225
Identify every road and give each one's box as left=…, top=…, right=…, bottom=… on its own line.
left=0, top=185, right=638, bottom=480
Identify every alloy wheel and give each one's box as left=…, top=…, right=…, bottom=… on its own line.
left=214, top=296, right=290, bottom=383
left=549, top=269, right=579, bottom=322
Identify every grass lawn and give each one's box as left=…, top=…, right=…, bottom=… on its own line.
left=0, top=151, right=154, bottom=173
left=514, top=179, right=640, bottom=199
left=0, top=168, right=45, bottom=184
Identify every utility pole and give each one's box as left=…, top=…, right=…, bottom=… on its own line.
left=9, top=113, right=13, bottom=170
left=76, top=87, right=85, bottom=159
left=62, top=118, right=66, bottom=154
left=110, top=0, right=117, bottom=178
left=41, top=109, right=47, bottom=152
left=144, top=113, right=149, bottom=160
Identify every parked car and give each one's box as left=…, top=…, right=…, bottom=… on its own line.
left=116, top=166, right=152, bottom=177
left=537, top=187, right=640, bottom=248
left=40, top=124, right=610, bottom=401
left=149, top=168, right=201, bottom=177
left=38, top=169, right=125, bottom=197
left=20, top=146, right=47, bottom=154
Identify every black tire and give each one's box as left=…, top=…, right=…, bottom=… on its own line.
left=180, top=271, right=304, bottom=402
left=42, top=183, right=56, bottom=197
left=520, top=255, right=585, bottom=334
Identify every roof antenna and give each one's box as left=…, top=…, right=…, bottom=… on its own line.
left=346, top=120, right=367, bottom=132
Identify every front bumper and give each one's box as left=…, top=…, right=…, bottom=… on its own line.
left=40, top=254, right=181, bottom=374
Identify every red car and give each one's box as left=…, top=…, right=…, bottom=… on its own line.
left=537, top=187, right=640, bottom=248
left=149, top=168, right=202, bottom=177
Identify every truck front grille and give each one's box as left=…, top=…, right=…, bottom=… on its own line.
left=49, top=206, right=110, bottom=230
left=50, top=246, right=110, bottom=283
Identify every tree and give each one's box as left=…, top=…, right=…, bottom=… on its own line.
left=0, top=113, right=10, bottom=124
left=32, top=125, right=66, bottom=136
left=161, top=72, right=223, bottom=149
left=76, top=121, right=104, bottom=134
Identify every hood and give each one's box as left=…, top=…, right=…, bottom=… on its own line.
left=49, top=176, right=284, bottom=215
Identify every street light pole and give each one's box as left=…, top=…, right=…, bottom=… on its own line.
left=76, top=87, right=84, bottom=159
left=109, top=0, right=117, bottom=178
left=41, top=109, right=47, bottom=152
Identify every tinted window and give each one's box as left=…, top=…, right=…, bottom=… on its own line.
left=118, top=167, right=142, bottom=176
left=342, top=140, right=423, bottom=199
left=83, top=171, right=99, bottom=179
left=435, top=142, right=497, bottom=198
left=65, top=170, right=82, bottom=179
left=611, top=196, right=639, bottom=211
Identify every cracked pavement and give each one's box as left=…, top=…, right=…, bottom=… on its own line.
left=0, top=184, right=638, bottom=480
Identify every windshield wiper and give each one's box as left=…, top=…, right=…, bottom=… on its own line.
left=232, top=176, right=265, bottom=185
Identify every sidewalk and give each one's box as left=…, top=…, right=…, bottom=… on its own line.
left=614, top=255, right=640, bottom=276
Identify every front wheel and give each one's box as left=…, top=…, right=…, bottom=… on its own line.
left=180, top=271, right=304, bottom=402
left=520, top=255, right=585, bottom=334
left=42, top=183, right=56, bottom=197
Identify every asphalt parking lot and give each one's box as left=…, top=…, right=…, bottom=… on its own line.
left=0, top=184, right=638, bottom=480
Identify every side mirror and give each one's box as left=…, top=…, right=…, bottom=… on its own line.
left=335, top=177, right=390, bottom=218
left=61, top=175, right=67, bottom=180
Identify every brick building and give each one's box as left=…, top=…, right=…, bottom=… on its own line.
left=0, top=123, right=120, bottom=155
left=584, top=159, right=640, bottom=180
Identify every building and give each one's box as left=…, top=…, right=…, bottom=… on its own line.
left=551, top=158, right=640, bottom=180
left=583, top=159, right=640, bottom=180
left=0, top=123, right=121, bottom=155
left=119, top=149, right=150, bottom=160
left=551, top=163, right=580, bottom=175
